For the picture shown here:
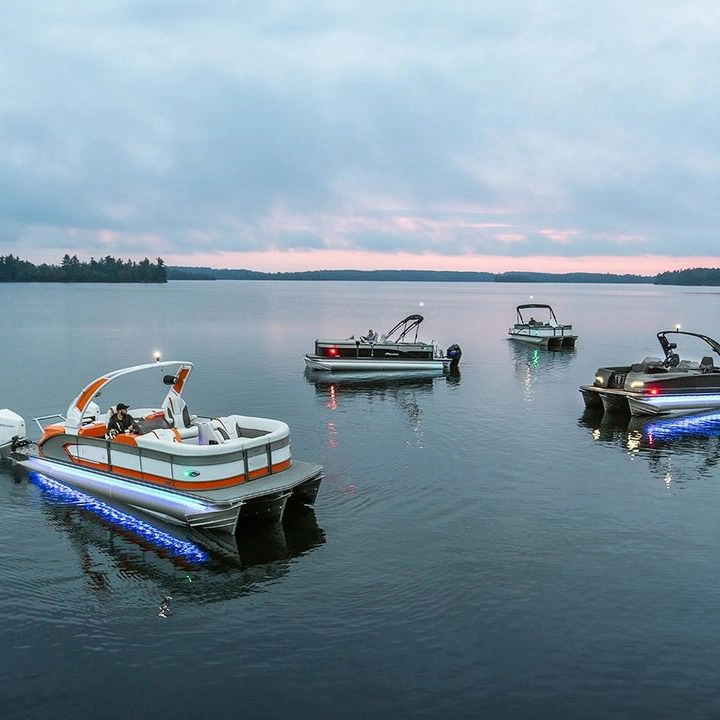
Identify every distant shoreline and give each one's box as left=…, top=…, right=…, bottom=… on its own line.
left=3, top=256, right=719, bottom=285
left=167, top=267, right=720, bottom=286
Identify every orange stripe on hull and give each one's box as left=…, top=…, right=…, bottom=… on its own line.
left=68, top=455, right=293, bottom=491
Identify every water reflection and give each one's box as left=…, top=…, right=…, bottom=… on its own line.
left=30, top=473, right=325, bottom=605
left=305, top=367, right=447, bottom=395
left=305, top=369, right=454, bottom=448
left=510, top=343, right=576, bottom=402
left=579, top=407, right=720, bottom=486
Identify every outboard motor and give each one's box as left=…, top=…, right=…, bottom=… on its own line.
left=446, top=344, right=462, bottom=368
left=0, top=409, right=27, bottom=456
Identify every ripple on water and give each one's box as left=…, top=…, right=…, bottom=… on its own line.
left=7, top=284, right=720, bottom=718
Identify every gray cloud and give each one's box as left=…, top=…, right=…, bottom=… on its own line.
left=2, top=1, right=720, bottom=264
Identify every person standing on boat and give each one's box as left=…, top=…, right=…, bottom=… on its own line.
left=107, top=403, right=141, bottom=438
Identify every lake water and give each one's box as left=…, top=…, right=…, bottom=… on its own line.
left=2, top=281, right=720, bottom=719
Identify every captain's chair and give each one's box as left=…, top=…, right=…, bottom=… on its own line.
left=163, top=395, right=198, bottom=439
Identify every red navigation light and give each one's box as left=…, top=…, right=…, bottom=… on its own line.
left=648, top=387, right=659, bottom=395
left=328, top=347, right=339, bottom=357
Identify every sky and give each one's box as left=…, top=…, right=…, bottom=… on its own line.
left=1, top=0, right=719, bottom=274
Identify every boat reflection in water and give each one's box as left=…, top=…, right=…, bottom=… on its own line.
left=305, top=367, right=459, bottom=451
left=579, top=407, right=720, bottom=487
left=305, top=367, right=456, bottom=392
left=305, top=366, right=458, bottom=416
left=510, top=343, right=576, bottom=404
left=29, top=470, right=325, bottom=603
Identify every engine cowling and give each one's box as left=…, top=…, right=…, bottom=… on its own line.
left=0, top=409, right=26, bottom=453
left=446, top=344, right=462, bottom=368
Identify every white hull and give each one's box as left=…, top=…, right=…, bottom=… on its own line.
left=304, top=355, right=450, bottom=372
left=18, top=454, right=323, bottom=533
left=508, top=330, right=577, bottom=348
left=20, top=455, right=242, bottom=532
left=508, top=333, right=547, bottom=346
left=627, top=393, right=720, bottom=417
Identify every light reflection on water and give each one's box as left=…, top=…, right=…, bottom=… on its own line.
left=4, top=281, right=720, bottom=718
left=578, top=406, right=720, bottom=489
left=22, top=467, right=326, bottom=606
left=509, top=342, right=577, bottom=405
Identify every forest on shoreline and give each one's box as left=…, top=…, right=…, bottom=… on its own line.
left=0, top=255, right=167, bottom=282
left=2, top=256, right=719, bottom=285
left=167, top=266, right=720, bottom=286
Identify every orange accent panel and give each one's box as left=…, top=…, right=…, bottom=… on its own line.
left=73, top=456, right=107, bottom=471
left=67, top=455, right=293, bottom=491
left=75, top=377, right=108, bottom=412
left=78, top=424, right=107, bottom=438
left=172, top=474, right=246, bottom=490
left=248, top=458, right=292, bottom=480
left=38, top=424, right=66, bottom=446
left=172, top=367, right=191, bottom=394
left=113, top=433, right=138, bottom=446
left=171, top=428, right=182, bottom=443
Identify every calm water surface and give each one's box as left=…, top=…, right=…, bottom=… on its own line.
left=2, top=281, right=720, bottom=719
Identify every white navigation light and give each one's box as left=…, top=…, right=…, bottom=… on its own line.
left=630, top=381, right=645, bottom=388
left=153, top=350, right=162, bottom=362
left=675, top=324, right=682, bottom=331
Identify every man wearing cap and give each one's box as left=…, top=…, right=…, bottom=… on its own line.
left=107, top=403, right=141, bottom=438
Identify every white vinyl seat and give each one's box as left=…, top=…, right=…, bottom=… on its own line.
left=163, top=395, right=199, bottom=440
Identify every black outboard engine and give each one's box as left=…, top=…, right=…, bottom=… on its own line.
left=446, top=344, right=462, bottom=368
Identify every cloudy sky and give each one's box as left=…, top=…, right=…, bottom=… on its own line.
left=2, top=1, right=719, bottom=273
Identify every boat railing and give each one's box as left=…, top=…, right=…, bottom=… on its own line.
left=513, top=323, right=573, bottom=336
left=33, top=413, right=66, bottom=433
left=67, top=431, right=288, bottom=486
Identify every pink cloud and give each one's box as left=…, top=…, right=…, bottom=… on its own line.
left=538, top=228, right=580, bottom=244
left=261, top=211, right=511, bottom=237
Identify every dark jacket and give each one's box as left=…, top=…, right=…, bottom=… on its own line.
left=107, top=411, right=140, bottom=436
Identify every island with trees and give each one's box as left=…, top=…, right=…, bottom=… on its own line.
left=0, top=255, right=167, bottom=282
left=654, top=268, right=720, bottom=286
left=3, top=254, right=720, bottom=285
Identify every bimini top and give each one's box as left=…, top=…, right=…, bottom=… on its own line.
left=65, top=360, right=193, bottom=431
left=515, top=304, right=559, bottom=325
left=385, top=315, right=424, bottom=344
left=656, top=331, right=720, bottom=367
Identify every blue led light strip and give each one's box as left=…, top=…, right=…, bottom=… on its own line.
left=643, top=411, right=720, bottom=440
left=29, top=472, right=209, bottom=564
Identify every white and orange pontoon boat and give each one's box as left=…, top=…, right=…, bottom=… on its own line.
left=0, top=360, right=323, bottom=534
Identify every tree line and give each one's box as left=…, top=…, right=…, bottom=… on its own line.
left=0, top=255, right=167, bottom=283
left=168, top=266, right=720, bottom=285
left=3, top=255, right=719, bottom=285
left=167, top=266, right=652, bottom=283
left=654, top=268, right=720, bottom=286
